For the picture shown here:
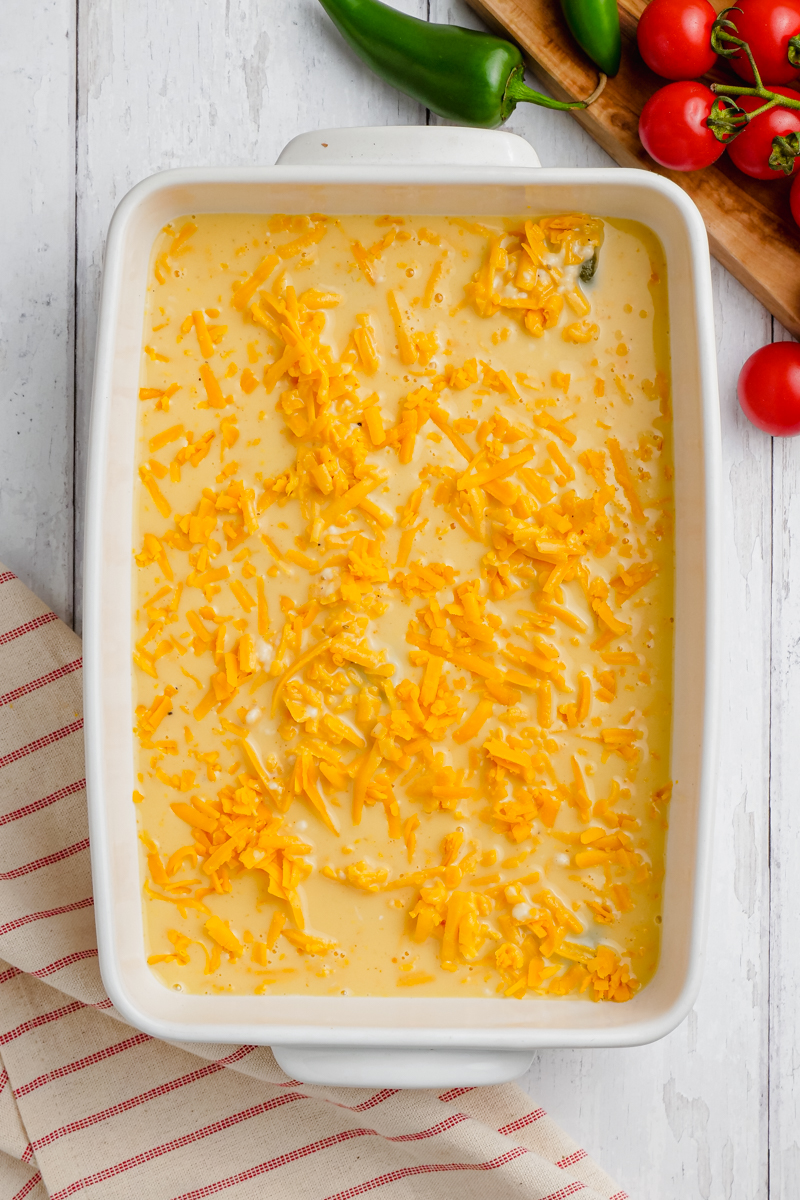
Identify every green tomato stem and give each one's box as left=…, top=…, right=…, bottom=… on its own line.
left=734, top=35, right=764, bottom=90
left=737, top=97, right=782, bottom=121
left=710, top=82, right=800, bottom=111
left=712, top=18, right=765, bottom=89
left=707, top=10, right=799, bottom=142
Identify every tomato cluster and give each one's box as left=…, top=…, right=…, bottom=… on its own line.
left=638, top=0, right=800, bottom=210
left=637, top=1, right=800, bottom=436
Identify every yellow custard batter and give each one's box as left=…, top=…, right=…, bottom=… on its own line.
left=133, top=211, right=673, bottom=1003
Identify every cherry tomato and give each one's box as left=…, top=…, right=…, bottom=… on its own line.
left=738, top=341, right=800, bottom=435
left=729, top=0, right=800, bottom=85
left=639, top=82, right=726, bottom=170
left=791, top=171, right=800, bottom=223
left=728, top=85, right=800, bottom=178
left=637, top=0, right=718, bottom=80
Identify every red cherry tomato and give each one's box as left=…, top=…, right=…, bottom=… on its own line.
left=738, top=342, right=800, bottom=435
left=729, top=0, right=800, bottom=84
left=791, top=171, right=800, bottom=223
left=639, top=82, right=726, bottom=170
left=637, top=0, right=718, bottom=80
left=728, top=85, right=800, bottom=178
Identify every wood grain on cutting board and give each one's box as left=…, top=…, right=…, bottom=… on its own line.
left=465, top=0, right=800, bottom=336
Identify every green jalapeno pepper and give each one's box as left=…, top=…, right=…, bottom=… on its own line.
left=318, top=0, right=593, bottom=129
left=559, top=0, right=621, bottom=77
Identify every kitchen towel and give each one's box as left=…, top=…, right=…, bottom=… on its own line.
left=0, top=563, right=626, bottom=1200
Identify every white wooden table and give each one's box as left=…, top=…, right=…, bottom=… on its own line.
left=2, top=1, right=795, bottom=1194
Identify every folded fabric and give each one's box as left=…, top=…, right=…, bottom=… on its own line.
left=0, top=563, right=626, bottom=1200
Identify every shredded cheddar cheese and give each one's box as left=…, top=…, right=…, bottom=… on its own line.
left=134, top=211, right=673, bottom=1002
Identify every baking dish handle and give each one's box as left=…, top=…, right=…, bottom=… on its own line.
left=272, top=1043, right=533, bottom=1089
left=276, top=125, right=541, bottom=168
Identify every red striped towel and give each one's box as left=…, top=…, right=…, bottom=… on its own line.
left=0, top=564, right=627, bottom=1200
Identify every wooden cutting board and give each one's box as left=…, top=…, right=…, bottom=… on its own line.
left=465, top=0, right=800, bottom=336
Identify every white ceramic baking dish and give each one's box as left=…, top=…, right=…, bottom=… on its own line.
left=84, top=125, right=721, bottom=1089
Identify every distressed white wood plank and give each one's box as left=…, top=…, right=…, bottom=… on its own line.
left=431, top=4, right=772, bottom=1193
left=74, top=0, right=427, bottom=631
left=769, top=320, right=800, bottom=1200
left=0, top=0, right=76, bottom=623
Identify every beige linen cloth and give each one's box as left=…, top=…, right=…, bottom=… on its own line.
left=0, top=563, right=627, bottom=1200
